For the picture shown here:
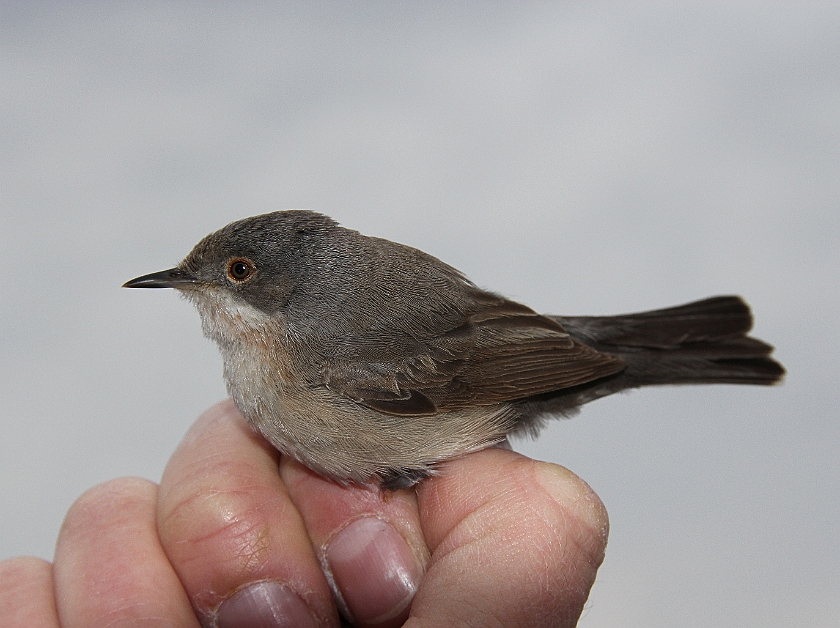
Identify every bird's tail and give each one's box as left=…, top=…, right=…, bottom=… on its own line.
left=555, top=296, right=785, bottom=388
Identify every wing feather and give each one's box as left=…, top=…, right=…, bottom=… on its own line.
left=322, top=299, right=625, bottom=416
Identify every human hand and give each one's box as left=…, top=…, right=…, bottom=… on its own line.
left=0, top=399, right=609, bottom=627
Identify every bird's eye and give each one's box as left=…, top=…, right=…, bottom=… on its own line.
left=226, top=258, right=256, bottom=283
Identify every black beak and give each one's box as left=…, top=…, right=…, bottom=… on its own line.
left=123, top=268, right=197, bottom=289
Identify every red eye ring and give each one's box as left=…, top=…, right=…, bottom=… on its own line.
left=226, top=258, right=256, bottom=283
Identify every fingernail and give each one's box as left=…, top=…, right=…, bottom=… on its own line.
left=215, top=580, right=318, bottom=628
left=325, top=517, right=422, bottom=625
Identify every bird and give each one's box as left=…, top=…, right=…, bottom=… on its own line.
left=124, top=210, right=784, bottom=489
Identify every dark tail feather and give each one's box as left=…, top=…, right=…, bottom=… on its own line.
left=555, top=296, right=785, bottom=388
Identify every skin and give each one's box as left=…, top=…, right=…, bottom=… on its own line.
left=0, top=400, right=609, bottom=627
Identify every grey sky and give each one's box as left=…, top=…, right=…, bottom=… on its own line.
left=1, top=3, right=838, bottom=626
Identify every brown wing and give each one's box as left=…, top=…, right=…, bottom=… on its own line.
left=322, top=299, right=626, bottom=416
left=444, top=304, right=626, bottom=404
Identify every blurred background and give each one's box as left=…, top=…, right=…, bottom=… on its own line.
left=1, top=2, right=837, bottom=626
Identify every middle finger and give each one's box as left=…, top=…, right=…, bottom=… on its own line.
left=157, top=400, right=338, bottom=627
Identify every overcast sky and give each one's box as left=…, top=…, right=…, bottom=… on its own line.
left=1, top=3, right=838, bottom=627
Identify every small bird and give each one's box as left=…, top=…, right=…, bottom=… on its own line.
left=124, top=211, right=784, bottom=489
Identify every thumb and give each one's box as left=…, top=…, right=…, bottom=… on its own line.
left=408, top=448, right=609, bottom=628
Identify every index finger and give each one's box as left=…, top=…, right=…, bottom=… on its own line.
left=280, top=458, right=429, bottom=628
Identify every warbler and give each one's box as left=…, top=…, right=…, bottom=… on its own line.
left=125, top=211, right=784, bottom=489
